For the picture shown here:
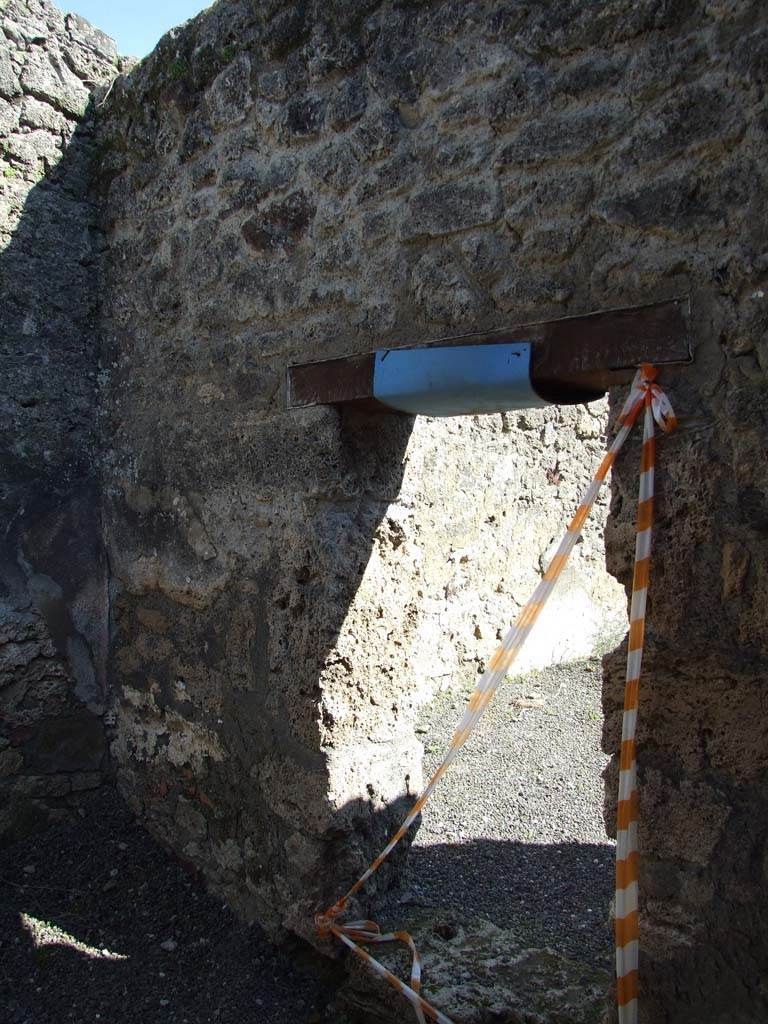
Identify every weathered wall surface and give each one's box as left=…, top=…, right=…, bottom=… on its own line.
left=35, top=0, right=763, bottom=1019
left=95, top=0, right=625, bottom=944
left=0, top=1, right=120, bottom=839
left=597, top=8, right=768, bottom=1018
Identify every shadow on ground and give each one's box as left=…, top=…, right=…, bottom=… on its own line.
left=385, top=837, right=614, bottom=970
left=0, top=787, right=615, bottom=1024
left=0, top=788, right=334, bottom=1024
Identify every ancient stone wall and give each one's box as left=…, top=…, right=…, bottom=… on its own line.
left=95, top=0, right=625, bottom=944
left=0, top=1, right=120, bottom=839
left=597, top=9, right=768, bottom=1019
left=4, top=0, right=767, bottom=1020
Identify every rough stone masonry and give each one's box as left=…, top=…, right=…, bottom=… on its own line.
left=2, top=1, right=768, bottom=1022
left=0, top=0, right=121, bottom=837
left=94, top=0, right=626, bottom=948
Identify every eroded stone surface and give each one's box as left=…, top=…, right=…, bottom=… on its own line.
left=94, top=0, right=629, bottom=945
left=0, top=0, right=119, bottom=840
left=595, top=3, right=768, bottom=1015
left=338, top=908, right=611, bottom=1024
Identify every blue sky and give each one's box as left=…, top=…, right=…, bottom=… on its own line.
left=57, top=1, right=213, bottom=58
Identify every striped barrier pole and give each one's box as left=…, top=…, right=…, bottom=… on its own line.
left=316, top=366, right=676, bottom=1024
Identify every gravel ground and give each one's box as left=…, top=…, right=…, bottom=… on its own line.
left=1, top=657, right=616, bottom=1024
left=0, top=790, right=336, bottom=1024
left=381, top=656, right=616, bottom=969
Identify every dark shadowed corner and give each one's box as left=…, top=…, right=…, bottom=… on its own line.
left=602, top=289, right=768, bottom=1024
left=0, top=3, right=121, bottom=845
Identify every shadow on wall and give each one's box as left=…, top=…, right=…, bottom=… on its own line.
left=101, top=373, right=418, bottom=933
left=0, top=97, right=110, bottom=842
left=600, top=367, right=768, bottom=1024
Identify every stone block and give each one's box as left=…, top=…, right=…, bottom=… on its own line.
left=640, top=771, right=730, bottom=867
left=410, top=252, right=492, bottom=327
left=593, top=171, right=710, bottom=233
left=19, top=47, right=89, bottom=116
left=306, top=19, right=364, bottom=80
left=12, top=773, right=71, bottom=797
left=366, top=36, right=433, bottom=104
left=256, top=51, right=308, bottom=101
left=519, top=218, right=586, bottom=263
left=2, top=11, right=50, bottom=46
left=261, top=5, right=308, bottom=60
left=0, top=747, right=24, bottom=777
left=64, top=13, right=117, bottom=59
left=352, top=151, right=418, bottom=205
left=613, top=82, right=742, bottom=171
left=359, top=205, right=399, bottom=244
left=496, top=101, right=630, bottom=169
left=241, top=189, right=315, bottom=254
left=551, top=49, right=628, bottom=100
left=503, top=168, right=595, bottom=223
left=326, top=73, right=368, bottom=130
left=527, top=0, right=697, bottom=58
left=348, top=106, right=401, bottom=162
left=19, top=95, right=68, bottom=131
left=206, top=54, right=252, bottom=129
left=0, top=640, right=42, bottom=680
left=5, top=127, right=62, bottom=170
left=0, top=51, right=20, bottom=100
left=22, top=714, right=105, bottom=773
left=492, top=267, right=573, bottom=316
left=625, top=36, right=706, bottom=101
left=484, top=62, right=547, bottom=130
left=279, top=93, right=326, bottom=139
left=400, top=179, right=501, bottom=240
left=221, top=152, right=298, bottom=199
left=733, top=25, right=768, bottom=88
left=419, top=130, right=495, bottom=181
left=311, top=139, right=359, bottom=195
left=0, top=102, right=20, bottom=137
left=70, top=771, right=102, bottom=791
left=175, top=794, right=208, bottom=838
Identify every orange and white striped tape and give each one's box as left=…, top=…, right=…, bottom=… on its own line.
left=614, top=367, right=675, bottom=1024
left=317, top=366, right=676, bottom=1024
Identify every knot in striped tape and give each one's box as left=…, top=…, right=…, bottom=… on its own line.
left=314, top=910, right=338, bottom=940
left=317, top=366, right=676, bottom=1024
left=619, top=364, right=677, bottom=432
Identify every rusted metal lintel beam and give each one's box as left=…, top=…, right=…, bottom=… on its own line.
left=286, top=298, right=691, bottom=413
